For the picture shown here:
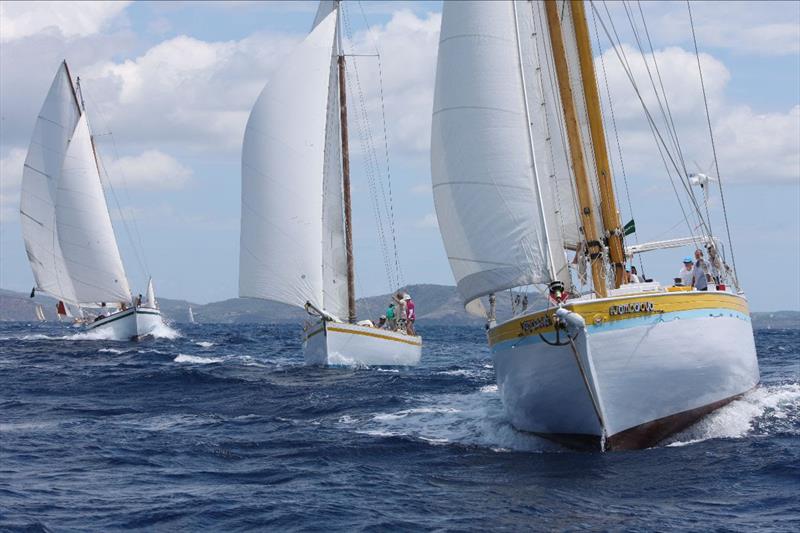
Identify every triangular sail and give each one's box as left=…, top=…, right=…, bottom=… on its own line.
left=239, top=12, right=339, bottom=311
left=56, top=114, right=131, bottom=305
left=20, top=62, right=80, bottom=304
left=430, top=1, right=563, bottom=304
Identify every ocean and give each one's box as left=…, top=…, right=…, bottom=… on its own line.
left=1, top=322, right=797, bottom=531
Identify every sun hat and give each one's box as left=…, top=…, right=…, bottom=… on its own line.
left=683, top=257, right=692, bottom=263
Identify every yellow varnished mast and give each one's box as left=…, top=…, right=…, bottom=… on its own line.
left=570, top=0, right=626, bottom=289
left=544, top=0, right=607, bottom=297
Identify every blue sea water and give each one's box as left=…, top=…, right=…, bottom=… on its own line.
left=0, top=321, right=798, bottom=531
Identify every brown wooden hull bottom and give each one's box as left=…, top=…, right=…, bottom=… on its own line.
left=534, top=389, right=753, bottom=452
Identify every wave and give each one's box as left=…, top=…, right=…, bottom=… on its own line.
left=148, top=322, right=182, bottom=340
left=174, top=354, right=223, bottom=364
left=667, top=382, right=800, bottom=446
left=195, top=341, right=215, bottom=348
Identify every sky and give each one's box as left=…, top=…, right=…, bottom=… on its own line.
left=0, top=0, right=798, bottom=312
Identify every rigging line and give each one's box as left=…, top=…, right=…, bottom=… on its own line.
left=687, top=0, right=738, bottom=276
left=635, top=0, right=690, bottom=178
left=594, top=1, right=709, bottom=239
left=80, top=84, right=150, bottom=279
left=355, top=0, right=405, bottom=290
left=621, top=0, right=688, bottom=179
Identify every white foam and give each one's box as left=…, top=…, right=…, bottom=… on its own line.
left=98, top=348, right=127, bottom=354
left=667, top=383, right=800, bottom=446
left=195, top=341, right=214, bottom=348
left=348, top=387, right=559, bottom=453
left=174, top=354, right=223, bottom=364
left=148, top=322, right=182, bottom=340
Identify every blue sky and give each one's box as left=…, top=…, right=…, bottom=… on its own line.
left=1, top=1, right=798, bottom=312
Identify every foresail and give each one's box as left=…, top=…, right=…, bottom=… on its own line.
left=320, top=21, right=349, bottom=320
left=239, top=11, right=338, bottom=310
left=431, top=1, right=555, bottom=304
left=57, top=114, right=131, bottom=304
left=20, top=62, right=80, bottom=304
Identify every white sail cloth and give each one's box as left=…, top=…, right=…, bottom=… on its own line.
left=21, top=62, right=131, bottom=305
left=431, top=1, right=570, bottom=304
left=239, top=12, right=346, bottom=315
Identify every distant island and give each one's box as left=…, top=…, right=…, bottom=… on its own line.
left=1, top=286, right=797, bottom=329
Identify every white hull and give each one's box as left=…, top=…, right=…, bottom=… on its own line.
left=87, top=307, right=164, bottom=341
left=303, top=320, right=422, bottom=366
left=490, top=292, right=760, bottom=450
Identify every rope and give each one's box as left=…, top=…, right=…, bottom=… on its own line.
left=687, top=0, right=738, bottom=277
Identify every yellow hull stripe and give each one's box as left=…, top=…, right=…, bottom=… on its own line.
left=488, top=291, right=749, bottom=347
left=327, top=326, right=423, bottom=347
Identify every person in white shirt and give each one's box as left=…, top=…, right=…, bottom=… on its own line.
left=629, top=265, right=641, bottom=283
left=678, top=257, right=694, bottom=286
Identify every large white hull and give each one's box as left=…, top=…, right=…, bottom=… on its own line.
left=303, top=320, right=422, bottom=366
left=490, top=291, right=760, bottom=450
left=86, top=307, right=164, bottom=341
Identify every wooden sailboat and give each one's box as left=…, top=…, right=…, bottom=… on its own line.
left=20, top=61, right=165, bottom=341
left=431, top=1, right=758, bottom=450
left=239, top=1, right=422, bottom=366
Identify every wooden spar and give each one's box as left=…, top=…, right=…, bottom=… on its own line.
left=337, top=8, right=356, bottom=323
left=570, top=0, right=625, bottom=289
left=544, top=0, right=607, bottom=297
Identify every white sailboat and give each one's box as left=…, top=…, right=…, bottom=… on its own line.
left=239, top=2, right=422, bottom=366
left=21, top=61, right=165, bottom=341
left=188, top=306, right=195, bottom=324
left=431, top=1, right=758, bottom=450
left=35, top=304, right=46, bottom=322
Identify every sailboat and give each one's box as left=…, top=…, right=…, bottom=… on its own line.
left=188, top=306, right=196, bottom=324
left=35, top=304, right=46, bottom=322
left=239, top=1, right=422, bottom=366
left=20, top=61, right=165, bottom=341
left=431, top=1, right=758, bottom=450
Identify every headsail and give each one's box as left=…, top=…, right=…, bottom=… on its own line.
left=20, top=62, right=80, bottom=304
left=57, top=113, right=131, bottom=304
left=239, top=11, right=339, bottom=312
left=431, top=1, right=567, bottom=305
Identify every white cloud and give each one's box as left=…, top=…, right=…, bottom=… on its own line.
left=414, top=213, right=439, bottom=230
left=0, top=1, right=131, bottom=43
left=0, top=148, right=26, bottom=221
left=108, top=149, right=192, bottom=189
left=410, top=183, right=431, bottom=195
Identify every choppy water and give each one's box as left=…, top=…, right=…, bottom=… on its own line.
left=1, top=322, right=798, bottom=531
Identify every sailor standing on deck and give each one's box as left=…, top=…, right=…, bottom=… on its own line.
left=678, top=257, right=694, bottom=286
left=692, top=249, right=710, bottom=291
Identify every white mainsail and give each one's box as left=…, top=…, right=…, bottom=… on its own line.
left=21, top=62, right=131, bottom=306
left=57, top=114, right=131, bottom=304
left=20, top=62, right=80, bottom=304
left=431, top=1, right=569, bottom=304
left=239, top=12, right=340, bottom=313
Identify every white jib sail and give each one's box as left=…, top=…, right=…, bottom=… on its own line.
left=20, top=62, right=80, bottom=304
left=57, top=113, right=132, bottom=305
left=431, top=1, right=562, bottom=305
left=239, top=11, right=338, bottom=311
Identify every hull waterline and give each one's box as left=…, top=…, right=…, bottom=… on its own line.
left=86, top=307, right=164, bottom=341
left=489, top=291, right=760, bottom=451
left=303, top=320, right=422, bottom=366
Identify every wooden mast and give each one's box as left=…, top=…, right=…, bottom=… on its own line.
left=570, top=0, right=625, bottom=289
left=337, top=2, right=357, bottom=322
left=544, top=0, right=607, bottom=297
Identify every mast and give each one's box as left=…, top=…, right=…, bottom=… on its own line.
left=544, top=0, right=607, bottom=298
left=569, top=0, right=625, bottom=288
left=336, top=2, right=356, bottom=322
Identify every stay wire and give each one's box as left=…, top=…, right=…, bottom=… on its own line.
left=687, top=0, right=737, bottom=276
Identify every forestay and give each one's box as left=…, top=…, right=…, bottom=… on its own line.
left=431, top=1, right=570, bottom=305
left=239, top=12, right=341, bottom=313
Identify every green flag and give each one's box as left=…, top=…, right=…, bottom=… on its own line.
left=623, top=219, right=636, bottom=236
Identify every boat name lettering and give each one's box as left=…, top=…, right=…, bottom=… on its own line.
left=609, top=302, right=655, bottom=316
left=520, top=314, right=552, bottom=334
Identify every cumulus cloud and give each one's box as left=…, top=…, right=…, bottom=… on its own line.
left=0, top=1, right=130, bottom=43
left=108, top=149, right=192, bottom=189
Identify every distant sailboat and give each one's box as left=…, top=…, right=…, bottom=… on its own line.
left=188, top=306, right=195, bottom=324
left=431, top=1, right=758, bottom=450
left=20, top=61, right=165, bottom=341
left=35, top=304, right=45, bottom=322
left=240, top=1, right=421, bottom=365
